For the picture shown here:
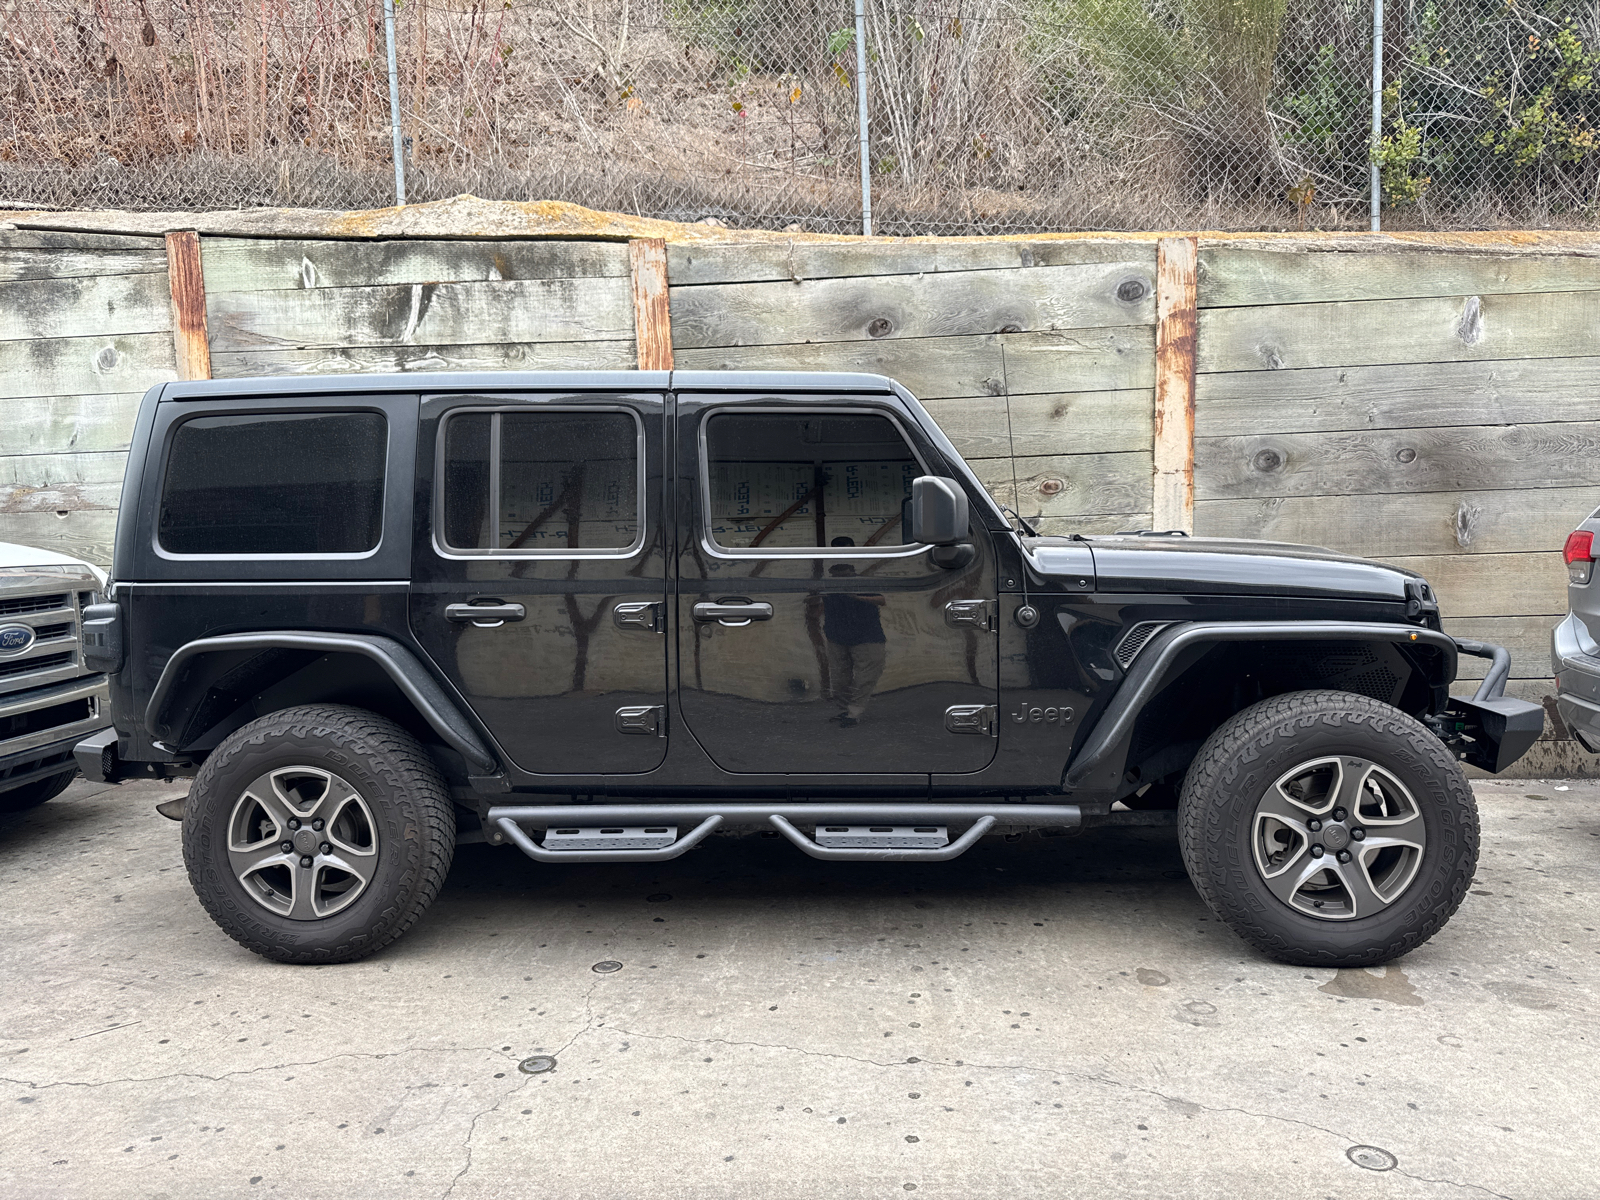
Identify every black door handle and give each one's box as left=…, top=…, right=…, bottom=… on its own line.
left=692, top=601, right=774, bottom=627
left=446, top=602, right=526, bottom=627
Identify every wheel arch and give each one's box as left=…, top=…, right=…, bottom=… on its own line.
left=146, top=632, right=497, bottom=777
left=1063, top=621, right=1458, bottom=802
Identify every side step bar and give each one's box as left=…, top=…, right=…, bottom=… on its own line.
left=484, top=803, right=1082, bottom=864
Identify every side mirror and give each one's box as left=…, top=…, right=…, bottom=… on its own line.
left=907, top=476, right=969, bottom=546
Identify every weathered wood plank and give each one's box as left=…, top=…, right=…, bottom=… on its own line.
left=921, top=389, right=1153, bottom=460
left=1197, top=289, right=1600, bottom=373
left=973, top=452, right=1154, bottom=521
left=1196, top=423, right=1600, bottom=501
left=1153, top=237, right=1197, bottom=533
left=0, top=248, right=168, bottom=282
left=0, top=332, right=175, bottom=401
left=0, top=272, right=173, bottom=343
left=1440, top=616, right=1557, bottom=680
left=0, top=510, right=117, bottom=568
left=209, top=339, right=639, bottom=379
left=1372, top=552, right=1565, bottom=620
left=166, top=232, right=211, bottom=381
left=673, top=336, right=1006, bottom=400
left=0, top=394, right=143, bottom=457
left=0, top=450, right=128, bottom=514
left=667, top=239, right=1153, bottom=286
left=1195, top=486, right=1599, bottom=558
left=1033, top=512, right=1153, bottom=537
left=1194, top=355, right=1600, bottom=437
left=629, top=238, right=672, bottom=372
left=199, top=237, right=630, bottom=292
left=1200, top=247, right=1600, bottom=308
left=669, top=260, right=1157, bottom=349
left=0, top=229, right=163, bottom=251
left=1000, top=327, right=1156, bottom=394
left=207, top=277, right=636, bottom=352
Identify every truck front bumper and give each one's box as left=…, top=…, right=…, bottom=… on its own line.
left=0, top=676, right=111, bottom=792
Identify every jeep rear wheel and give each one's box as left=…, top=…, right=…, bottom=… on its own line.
left=181, top=705, right=454, bottom=964
left=1178, top=689, right=1478, bottom=968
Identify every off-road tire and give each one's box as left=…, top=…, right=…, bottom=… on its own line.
left=1178, top=689, right=1478, bottom=967
left=0, top=769, right=76, bottom=813
left=182, top=705, right=454, bottom=964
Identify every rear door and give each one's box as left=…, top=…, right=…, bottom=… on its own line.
left=675, top=393, right=999, bottom=775
left=410, top=390, right=668, bottom=775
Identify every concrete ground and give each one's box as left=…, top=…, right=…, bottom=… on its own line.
left=1, top=778, right=1596, bottom=1200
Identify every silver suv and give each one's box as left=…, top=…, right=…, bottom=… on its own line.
left=0, top=543, right=111, bottom=812
left=1553, top=517, right=1600, bottom=753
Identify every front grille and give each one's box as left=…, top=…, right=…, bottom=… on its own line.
left=0, top=696, right=93, bottom=743
left=0, top=652, right=72, bottom=680
left=33, top=622, right=73, bottom=641
left=0, top=593, right=68, bottom=617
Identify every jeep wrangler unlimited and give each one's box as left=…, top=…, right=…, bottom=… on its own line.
left=75, top=371, right=1542, bottom=967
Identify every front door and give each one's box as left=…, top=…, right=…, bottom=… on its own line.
left=675, top=395, right=998, bottom=775
left=411, top=390, right=668, bottom=775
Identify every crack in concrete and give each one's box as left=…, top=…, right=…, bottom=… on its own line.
left=441, top=980, right=604, bottom=1200
left=0, top=1044, right=505, bottom=1092
left=606, top=1024, right=913, bottom=1069
left=1394, top=1167, right=1517, bottom=1200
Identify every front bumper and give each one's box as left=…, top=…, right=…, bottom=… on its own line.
left=1552, top=614, right=1600, bottom=753
left=0, top=675, right=111, bottom=792
left=1444, top=636, right=1544, bottom=773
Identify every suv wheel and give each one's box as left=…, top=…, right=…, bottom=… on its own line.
left=182, top=705, right=454, bottom=964
left=1178, top=689, right=1478, bottom=967
left=0, top=769, right=76, bottom=813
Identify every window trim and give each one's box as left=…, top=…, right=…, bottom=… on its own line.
left=153, top=408, right=390, bottom=562
left=432, top=405, right=648, bottom=560
left=697, top=405, right=935, bottom=561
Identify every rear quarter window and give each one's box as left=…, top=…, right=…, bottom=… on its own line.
left=158, top=411, right=387, bottom=556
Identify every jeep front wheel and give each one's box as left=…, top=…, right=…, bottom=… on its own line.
left=1178, top=689, right=1478, bottom=967
left=181, top=705, right=454, bottom=963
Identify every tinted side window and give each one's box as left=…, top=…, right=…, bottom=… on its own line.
left=159, top=411, right=386, bottom=555
left=439, top=410, right=640, bottom=553
left=704, top=412, right=920, bottom=550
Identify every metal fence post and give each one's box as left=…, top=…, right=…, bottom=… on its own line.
left=854, top=0, right=872, bottom=237
left=1370, top=0, right=1383, bottom=232
left=383, top=0, right=407, bottom=207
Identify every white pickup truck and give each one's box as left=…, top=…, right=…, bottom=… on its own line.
left=0, top=542, right=110, bottom=812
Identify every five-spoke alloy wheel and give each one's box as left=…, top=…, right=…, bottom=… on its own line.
left=183, top=704, right=455, bottom=964
left=1179, top=689, right=1479, bottom=967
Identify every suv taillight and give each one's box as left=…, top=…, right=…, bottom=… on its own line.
left=1565, top=530, right=1594, bottom=584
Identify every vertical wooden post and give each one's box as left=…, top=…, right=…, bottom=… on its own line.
left=628, top=238, right=673, bottom=372
left=1152, top=237, right=1198, bottom=533
left=164, top=231, right=212, bottom=381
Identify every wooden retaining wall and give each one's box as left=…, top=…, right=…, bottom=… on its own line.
left=0, top=207, right=1594, bottom=775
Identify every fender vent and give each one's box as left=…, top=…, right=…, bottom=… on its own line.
left=1113, top=622, right=1173, bottom=670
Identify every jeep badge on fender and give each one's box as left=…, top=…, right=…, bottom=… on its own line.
left=80, top=370, right=1541, bottom=967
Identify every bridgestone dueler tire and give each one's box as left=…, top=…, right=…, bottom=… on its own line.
left=1177, top=689, right=1478, bottom=968
left=181, top=705, right=454, bottom=964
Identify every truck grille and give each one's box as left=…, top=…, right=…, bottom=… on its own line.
left=0, top=592, right=69, bottom=617
left=0, top=573, right=97, bottom=698
left=0, top=652, right=72, bottom=681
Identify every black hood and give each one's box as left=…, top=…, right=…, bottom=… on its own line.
left=1025, top=534, right=1419, bottom=602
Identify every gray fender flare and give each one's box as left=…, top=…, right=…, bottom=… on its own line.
left=1062, top=620, right=1459, bottom=793
left=145, top=631, right=497, bottom=774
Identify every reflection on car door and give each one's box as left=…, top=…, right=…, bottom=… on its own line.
left=675, top=396, right=999, bottom=775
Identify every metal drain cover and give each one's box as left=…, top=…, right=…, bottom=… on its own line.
left=518, top=1055, right=557, bottom=1075
left=592, top=960, right=623, bottom=974
left=1346, top=1145, right=1397, bottom=1172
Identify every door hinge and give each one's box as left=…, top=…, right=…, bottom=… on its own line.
left=613, top=601, right=664, bottom=633
left=615, top=705, right=666, bottom=736
left=945, top=704, right=997, bottom=736
left=944, top=599, right=995, bottom=631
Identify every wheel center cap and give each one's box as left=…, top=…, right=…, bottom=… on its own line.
left=293, top=828, right=319, bottom=855
left=1322, top=824, right=1350, bottom=851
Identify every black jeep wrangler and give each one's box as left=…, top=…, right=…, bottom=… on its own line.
left=76, top=371, right=1542, bottom=967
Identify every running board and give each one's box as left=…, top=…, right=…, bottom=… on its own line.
left=484, top=803, right=1081, bottom=863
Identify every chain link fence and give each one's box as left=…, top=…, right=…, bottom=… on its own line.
left=2, top=1, right=1598, bottom=233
